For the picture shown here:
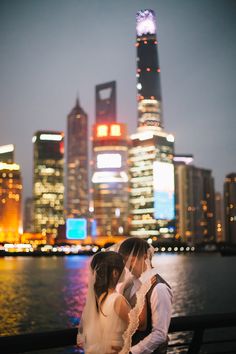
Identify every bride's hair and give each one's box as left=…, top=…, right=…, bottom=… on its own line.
left=119, top=237, right=150, bottom=258
left=90, top=251, right=124, bottom=313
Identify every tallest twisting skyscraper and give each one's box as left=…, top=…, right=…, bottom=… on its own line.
left=136, top=10, right=163, bottom=130
left=129, top=10, right=175, bottom=239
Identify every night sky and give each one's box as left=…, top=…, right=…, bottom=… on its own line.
left=0, top=0, right=236, bottom=201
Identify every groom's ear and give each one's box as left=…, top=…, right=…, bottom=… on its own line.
left=112, top=269, right=119, bottom=279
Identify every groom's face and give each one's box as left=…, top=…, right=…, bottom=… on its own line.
left=125, top=254, right=147, bottom=278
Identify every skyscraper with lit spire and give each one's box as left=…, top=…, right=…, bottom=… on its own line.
left=136, top=9, right=163, bottom=130
left=129, top=10, right=175, bottom=240
left=66, top=98, right=89, bottom=218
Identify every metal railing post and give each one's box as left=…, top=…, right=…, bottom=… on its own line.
left=187, top=329, right=204, bottom=354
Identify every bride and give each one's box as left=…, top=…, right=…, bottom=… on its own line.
left=77, top=250, right=147, bottom=354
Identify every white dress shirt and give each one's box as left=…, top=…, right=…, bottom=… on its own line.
left=130, top=268, right=173, bottom=354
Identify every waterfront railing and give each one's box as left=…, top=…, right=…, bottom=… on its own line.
left=0, top=313, right=236, bottom=353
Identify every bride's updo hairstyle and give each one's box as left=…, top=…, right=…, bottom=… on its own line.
left=91, top=251, right=124, bottom=312
left=119, top=237, right=150, bottom=259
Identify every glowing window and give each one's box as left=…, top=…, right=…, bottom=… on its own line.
left=97, top=153, right=122, bottom=168
left=97, top=125, right=108, bottom=137
left=110, top=124, right=121, bottom=136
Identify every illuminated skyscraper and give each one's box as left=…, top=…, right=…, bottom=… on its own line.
left=0, top=144, right=14, bottom=163
left=129, top=10, right=175, bottom=239
left=129, top=131, right=175, bottom=238
left=66, top=98, right=89, bottom=218
left=33, top=131, right=64, bottom=238
left=224, top=173, right=236, bottom=244
left=215, top=192, right=224, bottom=242
left=136, top=9, right=162, bottom=130
left=0, top=162, right=22, bottom=243
left=96, top=81, right=116, bottom=123
left=92, top=123, right=129, bottom=236
left=174, top=155, right=216, bottom=244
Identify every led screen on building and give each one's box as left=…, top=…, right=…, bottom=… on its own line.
left=153, top=161, right=175, bottom=220
left=97, top=153, right=122, bottom=169
left=66, top=218, right=87, bottom=240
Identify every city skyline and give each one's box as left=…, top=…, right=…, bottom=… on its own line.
left=0, top=0, right=236, bottom=201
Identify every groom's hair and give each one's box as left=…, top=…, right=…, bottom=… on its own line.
left=119, top=237, right=150, bottom=258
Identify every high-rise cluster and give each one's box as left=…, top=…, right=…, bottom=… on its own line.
left=1, top=9, right=235, bottom=246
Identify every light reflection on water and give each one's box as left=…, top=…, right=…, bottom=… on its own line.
left=0, top=253, right=236, bottom=337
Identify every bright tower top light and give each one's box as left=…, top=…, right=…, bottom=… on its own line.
left=0, top=144, right=14, bottom=154
left=39, top=134, right=63, bottom=141
left=136, top=9, right=156, bottom=37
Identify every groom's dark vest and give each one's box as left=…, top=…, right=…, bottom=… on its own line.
left=130, top=274, right=171, bottom=354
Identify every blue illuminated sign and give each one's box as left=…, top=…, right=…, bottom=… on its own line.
left=91, top=219, right=97, bottom=237
left=66, top=218, right=87, bottom=240
left=153, top=161, right=175, bottom=220
left=154, top=191, right=175, bottom=220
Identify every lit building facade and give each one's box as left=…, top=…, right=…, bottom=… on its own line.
left=92, top=123, right=129, bottom=236
left=136, top=10, right=163, bottom=130
left=129, top=131, right=175, bottom=239
left=215, top=192, right=225, bottom=242
left=0, top=162, right=22, bottom=243
left=0, top=144, right=14, bottom=163
left=95, top=81, right=116, bottom=124
left=33, top=131, right=64, bottom=238
left=66, top=98, right=89, bottom=218
left=174, top=156, right=216, bottom=244
left=224, top=173, right=236, bottom=244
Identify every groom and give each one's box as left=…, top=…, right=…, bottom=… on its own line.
left=118, top=237, right=173, bottom=354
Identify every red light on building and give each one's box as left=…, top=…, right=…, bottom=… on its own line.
left=157, top=68, right=161, bottom=72
left=59, top=141, right=64, bottom=154
left=94, top=123, right=126, bottom=140
left=146, top=67, right=151, bottom=72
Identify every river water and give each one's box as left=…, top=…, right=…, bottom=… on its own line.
left=0, top=253, right=236, bottom=352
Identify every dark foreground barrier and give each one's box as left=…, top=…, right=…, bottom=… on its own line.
left=0, top=313, right=236, bottom=354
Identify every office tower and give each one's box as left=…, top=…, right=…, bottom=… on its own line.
left=92, top=123, right=129, bottom=236
left=174, top=155, right=194, bottom=243
left=174, top=155, right=216, bottom=244
left=224, top=173, right=236, bottom=244
left=215, top=192, right=224, bottom=242
left=129, top=131, right=175, bottom=238
left=0, top=162, right=22, bottom=243
left=66, top=98, right=89, bottom=218
left=95, top=81, right=116, bottom=123
left=129, top=10, right=175, bottom=239
left=33, top=131, right=64, bottom=239
left=136, top=9, right=162, bottom=130
left=23, top=197, right=34, bottom=233
left=0, top=144, right=14, bottom=163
